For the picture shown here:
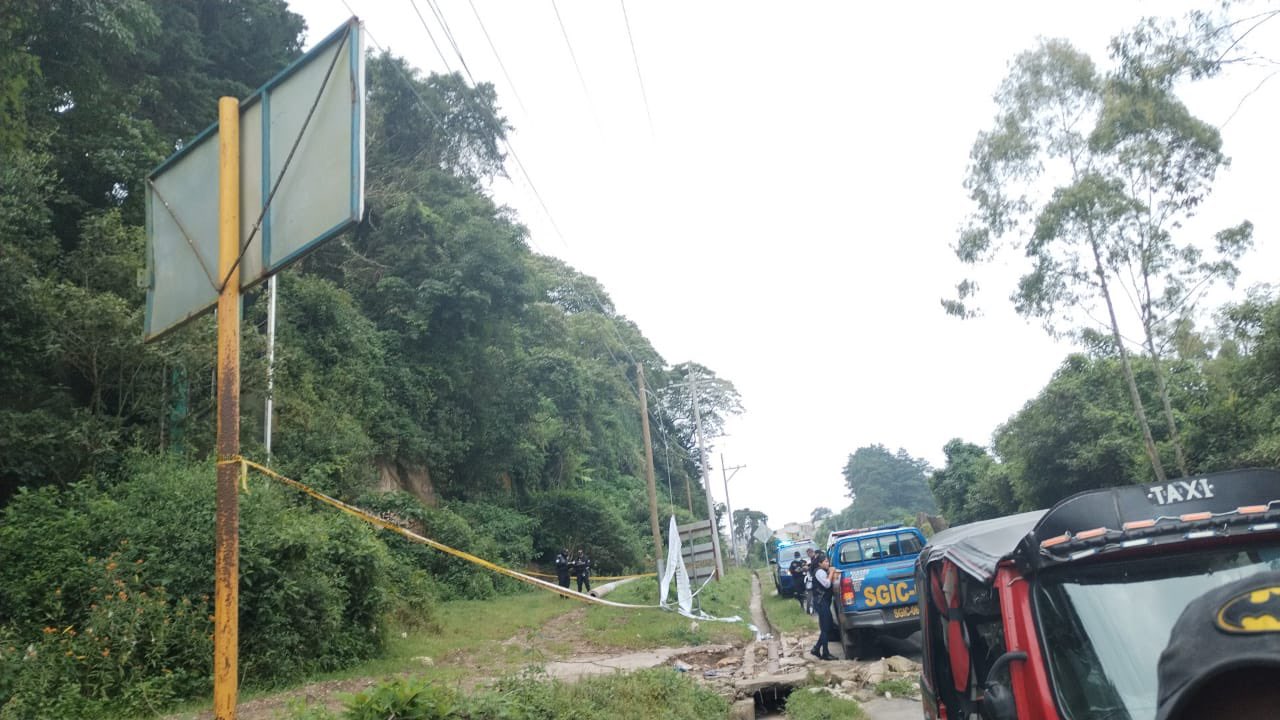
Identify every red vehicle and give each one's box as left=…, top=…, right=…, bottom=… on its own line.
left=917, top=468, right=1280, bottom=720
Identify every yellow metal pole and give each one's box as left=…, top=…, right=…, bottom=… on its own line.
left=214, top=96, right=241, bottom=720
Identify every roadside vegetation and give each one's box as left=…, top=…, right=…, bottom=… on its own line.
left=874, top=678, right=918, bottom=699
left=281, top=668, right=729, bottom=720
left=761, top=583, right=817, bottom=636
left=784, top=688, right=866, bottom=720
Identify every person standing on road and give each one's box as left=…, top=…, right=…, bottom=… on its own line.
left=575, top=549, right=592, bottom=594
left=554, top=548, right=572, bottom=594
left=788, top=551, right=808, bottom=610
left=807, top=549, right=823, bottom=616
left=810, top=554, right=836, bottom=661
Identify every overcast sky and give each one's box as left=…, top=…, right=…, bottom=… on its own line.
left=292, top=0, right=1280, bottom=530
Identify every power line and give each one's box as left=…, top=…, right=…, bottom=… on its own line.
left=550, top=0, right=601, bottom=128
left=426, top=0, right=475, bottom=84
left=619, top=0, right=655, bottom=136
left=467, top=0, right=529, bottom=116
left=408, top=0, right=453, bottom=73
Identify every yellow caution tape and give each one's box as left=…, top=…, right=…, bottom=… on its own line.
left=218, top=456, right=659, bottom=610
left=523, top=569, right=656, bottom=582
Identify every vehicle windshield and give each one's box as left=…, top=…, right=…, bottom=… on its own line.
left=1035, top=542, right=1280, bottom=720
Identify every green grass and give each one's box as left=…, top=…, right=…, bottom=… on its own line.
left=157, top=590, right=582, bottom=719
left=874, top=677, right=918, bottom=698
left=785, top=687, right=866, bottom=720
left=583, top=569, right=755, bottom=649
left=282, top=667, right=730, bottom=720
left=761, top=577, right=819, bottom=635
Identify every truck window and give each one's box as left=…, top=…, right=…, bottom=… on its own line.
left=839, top=542, right=863, bottom=564
left=896, top=533, right=922, bottom=555
left=859, top=536, right=883, bottom=560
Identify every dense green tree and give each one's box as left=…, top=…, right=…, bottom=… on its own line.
left=947, top=12, right=1253, bottom=482
left=839, top=445, right=936, bottom=527
left=930, top=440, right=1017, bottom=525
left=994, top=354, right=1153, bottom=509
left=0, top=0, right=306, bottom=500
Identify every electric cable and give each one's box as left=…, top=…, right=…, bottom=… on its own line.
left=408, top=0, right=454, bottom=73
left=619, top=0, right=655, bottom=136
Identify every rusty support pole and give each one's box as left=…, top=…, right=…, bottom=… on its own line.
left=214, top=96, right=241, bottom=720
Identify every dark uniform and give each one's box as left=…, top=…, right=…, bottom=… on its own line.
left=554, top=549, right=571, bottom=592
left=810, top=557, right=836, bottom=660
left=808, top=551, right=826, bottom=616
left=574, top=551, right=592, bottom=594
left=788, top=552, right=808, bottom=610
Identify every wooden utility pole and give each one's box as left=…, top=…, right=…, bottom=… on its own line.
left=720, top=454, right=745, bottom=566
left=691, top=374, right=725, bottom=580
left=636, top=365, right=664, bottom=577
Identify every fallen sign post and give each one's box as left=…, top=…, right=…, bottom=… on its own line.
left=142, top=18, right=364, bottom=720
left=678, top=520, right=718, bottom=586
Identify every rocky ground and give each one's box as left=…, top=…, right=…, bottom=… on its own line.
left=537, top=573, right=924, bottom=719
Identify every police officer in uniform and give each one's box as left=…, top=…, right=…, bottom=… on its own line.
left=788, top=551, right=808, bottom=610
left=807, top=550, right=825, bottom=616
left=554, top=548, right=572, bottom=593
left=1155, top=569, right=1280, bottom=720
left=574, top=549, right=592, bottom=594
left=810, top=554, right=836, bottom=660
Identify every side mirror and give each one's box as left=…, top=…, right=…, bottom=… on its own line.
left=980, top=651, right=1027, bottom=720
left=768, top=559, right=777, bottom=565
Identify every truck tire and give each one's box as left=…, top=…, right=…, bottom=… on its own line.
left=839, top=625, right=859, bottom=661
left=840, top=627, right=876, bottom=660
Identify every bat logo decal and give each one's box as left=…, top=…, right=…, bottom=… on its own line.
left=1216, top=585, right=1280, bottom=634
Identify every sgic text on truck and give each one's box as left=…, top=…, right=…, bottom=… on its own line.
left=826, top=523, right=926, bottom=659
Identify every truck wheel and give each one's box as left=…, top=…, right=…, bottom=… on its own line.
left=839, top=626, right=858, bottom=661
left=841, top=629, right=876, bottom=660
left=855, top=630, right=880, bottom=660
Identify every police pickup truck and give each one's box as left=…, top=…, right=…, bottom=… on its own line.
left=770, top=538, right=817, bottom=597
left=827, top=524, right=925, bottom=659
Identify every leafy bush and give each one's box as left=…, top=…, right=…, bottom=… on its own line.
left=343, top=678, right=458, bottom=720
left=355, top=492, right=540, bottom=601
left=0, top=551, right=211, bottom=719
left=358, top=492, right=493, bottom=601
left=0, top=453, right=394, bottom=713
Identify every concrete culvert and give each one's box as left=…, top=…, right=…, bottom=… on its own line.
left=752, top=683, right=793, bottom=718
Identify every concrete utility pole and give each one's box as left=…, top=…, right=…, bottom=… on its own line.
left=636, top=364, right=664, bottom=578
left=720, top=453, right=745, bottom=566
left=691, top=374, right=725, bottom=580
left=264, top=275, right=277, bottom=461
